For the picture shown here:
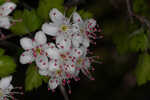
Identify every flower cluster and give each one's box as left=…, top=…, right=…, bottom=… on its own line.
left=20, top=8, right=100, bottom=90
left=0, top=76, right=23, bottom=100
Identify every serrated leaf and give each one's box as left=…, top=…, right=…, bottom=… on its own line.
left=25, top=64, right=42, bottom=91
left=11, top=10, right=42, bottom=35
left=128, top=29, right=148, bottom=52
left=0, top=48, right=5, bottom=56
left=37, top=0, right=64, bottom=21
left=78, top=10, right=93, bottom=19
left=135, top=53, right=150, bottom=85
left=0, top=55, right=16, bottom=77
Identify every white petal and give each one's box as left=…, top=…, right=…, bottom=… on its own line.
left=72, top=48, right=83, bottom=58
left=82, top=37, right=90, bottom=48
left=35, top=55, right=49, bottom=70
left=48, top=79, right=59, bottom=90
left=39, top=69, right=49, bottom=76
left=73, top=12, right=83, bottom=24
left=49, top=8, right=65, bottom=23
left=72, top=34, right=83, bottom=48
left=20, top=37, right=33, bottom=50
left=0, top=76, right=12, bottom=90
left=34, top=31, right=47, bottom=45
left=0, top=2, right=16, bottom=16
left=65, top=65, right=75, bottom=75
left=20, top=50, right=34, bottom=64
left=45, top=44, right=59, bottom=60
left=56, top=35, right=71, bottom=51
left=42, top=23, right=58, bottom=36
left=72, top=23, right=80, bottom=33
left=48, top=61, right=60, bottom=72
left=0, top=16, right=11, bottom=29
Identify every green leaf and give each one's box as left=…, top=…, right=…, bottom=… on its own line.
left=0, top=0, right=5, bottom=5
left=11, top=10, right=42, bottom=35
left=78, top=10, right=93, bottom=19
left=0, top=48, right=5, bottom=56
left=128, top=29, right=148, bottom=52
left=25, top=64, right=42, bottom=91
left=0, top=55, right=16, bottom=77
left=113, top=33, right=129, bottom=54
left=135, top=53, right=150, bottom=85
left=41, top=76, right=49, bottom=83
left=37, top=0, right=64, bottom=21
left=0, top=0, right=19, bottom=5
left=133, top=0, right=150, bottom=16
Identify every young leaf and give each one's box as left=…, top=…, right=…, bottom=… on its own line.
left=25, top=64, right=42, bottom=91
left=37, top=0, right=64, bottom=21
left=0, top=48, right=5, bottom=56
left=78, top=10, right=93, bottom=19
left=11, top=10, right=42, bottom=35
left=0, top=55, right=16, bottom=77
left=135, top=53, right=150, bottom=85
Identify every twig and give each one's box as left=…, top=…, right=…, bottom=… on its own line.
left=59, top=85, right=69, bottom=100
left=126, top=0, right=150, bottom=30
left=126, top=0, right=133, bottom=23
left=0, top=34, right=16, bottom=41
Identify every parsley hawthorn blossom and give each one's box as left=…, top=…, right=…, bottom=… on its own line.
left=72, top=12, right=97, bottom=48
left=0, top=2, right=16, bottom=29
left=0, top=76, right=23, bottom=100
left=20, top=31, right=50, bottom=70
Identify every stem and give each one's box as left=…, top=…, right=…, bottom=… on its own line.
left=0, top=34, right=16, bottom=41
left=59, top=85, right=69, bottom=100
left=126, top=0, right=150, bottom=31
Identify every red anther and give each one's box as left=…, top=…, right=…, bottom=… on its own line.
left=68, top=90, right=72, bottom=94
left=48, top=88, right=50, bottom=91
left=67, top=80, right=71, bottom=84
left=40, top=59, right=42, bottom=62
left=90, top=77, right=95, bottom=81
left=53, top=12, right=56, bottom=16
left=43, top=62, right=46, bottom=65
left=10, top=6, right=14, bottom=10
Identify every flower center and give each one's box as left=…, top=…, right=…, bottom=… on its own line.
left=60, top=53, right=66, bottom=60
left=56, top=70, right=62, bottom=75
left=77, top=58, right=83, bottom=64
left=80, top=29, right=84, bottom=33
left=35, top=48, right=42, bottom=55
left=61, top=25, right=69, bottom=32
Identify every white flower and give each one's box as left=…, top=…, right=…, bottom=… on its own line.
left=0, top=2, right=16, bottom=29
left=20, top=31, right=50, bottom=70
left=0, top=76, right=22, bottom=100
left=42, top=8, right=72, bottom=37
left=72, top=12, right=97, bottom=48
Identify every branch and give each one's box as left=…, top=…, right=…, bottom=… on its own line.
left=0, top=34, right=16, bottom=41
left=126, top=0, right=150, bottom=30
left=59, top=85, right=69, bottom=100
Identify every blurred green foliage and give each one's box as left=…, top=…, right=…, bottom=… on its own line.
left=135, top=53, right=150, bottom=85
